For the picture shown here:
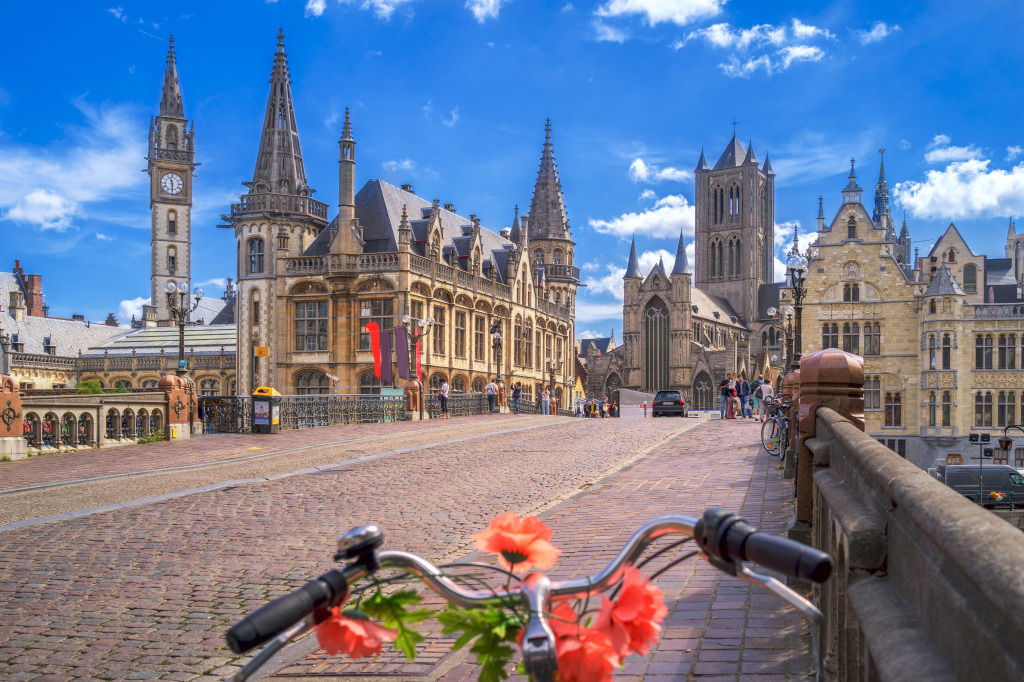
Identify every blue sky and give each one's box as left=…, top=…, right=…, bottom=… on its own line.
left=2, top=0, right=1023, bottom=339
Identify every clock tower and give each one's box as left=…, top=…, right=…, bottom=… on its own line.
left=148, top=36, right=196, bottom=322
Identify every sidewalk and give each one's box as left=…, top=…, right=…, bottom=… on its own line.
left=273, top=419, right=812, bottom=681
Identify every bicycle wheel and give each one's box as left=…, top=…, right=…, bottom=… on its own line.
left=761, top=419, right=781, bottom=456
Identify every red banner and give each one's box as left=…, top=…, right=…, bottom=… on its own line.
left=364, top=322, right=382, bottom=379
left=416, top=338, right=422, bottom=382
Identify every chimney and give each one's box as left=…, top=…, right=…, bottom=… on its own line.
left=444, top=203, right=455, bottom=212
left=24, top=273, right=44, bottom=317
left=72, top=314, right=85, bottom=321
left=105, top=313, right=119, bottom=327
left=141, top=304, right=158, bottom=328
left=400, top=184, right=414, bottom=194
left=9, top=291, right=25, bottom=322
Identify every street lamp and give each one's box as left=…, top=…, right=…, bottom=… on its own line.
left=766, top=306, right=797, bottom=373
left=999, top=425, right=1024, bottom=461
left=401, top=314, right=434, bottom=420
left=547, top=358, right=562, bottom=412
left=969, top=432, right=993, bottom=506
left=786, top=252, right=809, bottom=368
left=164, top=281, right=203, bottom=377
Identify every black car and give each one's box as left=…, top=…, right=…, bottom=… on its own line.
left=652, top=390, right=687, bottom=417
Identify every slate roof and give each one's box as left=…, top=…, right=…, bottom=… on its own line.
left=924, top=260, right=966, bottom=297
left=756, top=282, right=784, bottom=321
left=189, top=297, right=234, bottom=325
left=714, top=135, right=746, bottom=170
left=2, top=313, right=124, bottom=358
left=986, top=284, right=1019, bottom=303
left=316, top=180, right=516, bottom=284
left=985, top=258, right=1016, bottom=286
left=624, top=239, right=642, bottom=278
left=82, top=325, right=237, bottom=357
left=695, top=149, right=710, bottom=171
left=671, top=231, right=690, bottom=275
left=581, top=336, right=615, bottom=356
left=0, top=271, right=25, bottom=312
left=691, top=288, right=747, bottom=329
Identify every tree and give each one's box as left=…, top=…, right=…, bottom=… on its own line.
left=75, top=379, right=103, bottom=394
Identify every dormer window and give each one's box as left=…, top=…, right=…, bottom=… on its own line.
left=10, top=333, right=23, bottom=352
left=43, top=336, right=56, bottom=355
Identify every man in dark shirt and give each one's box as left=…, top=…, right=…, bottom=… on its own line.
left=719, top=376, right=730, bottom=419
left=739, top=375, right=752, bottom=418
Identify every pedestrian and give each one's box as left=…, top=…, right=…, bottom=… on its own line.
left=511, top=382, right=522, bottom=414
left=574, top=400, right=582, bottom=417
left=540, top=385, right=550, bottom=415
left=756, top=378, right=775, bottom=422
left=485, top=378, right=498, bottom=414
left=719, top=374, right=731, bottom=419
left=739, top=374, right=752, bottom=418
left=439, top=378, right=451, bottom=419
left=750, top=375, right=763, bottom=418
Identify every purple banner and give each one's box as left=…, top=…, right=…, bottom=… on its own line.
left=380, top=328, right=394, bottom=385
left=394, top=325, right=410, bottom=381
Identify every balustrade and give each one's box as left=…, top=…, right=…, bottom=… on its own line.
left=974, top=304, right=1024, bottom=319
left=231, top=193, right=329, bottom=221
left=284, top=256, right=327, bottom=275
left=436, top=263, right=455, bottom=283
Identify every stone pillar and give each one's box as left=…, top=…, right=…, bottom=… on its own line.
left=403, top=379, right=426, bottom=420
left=159, top=374, right=192, bottom=440
left=782, top=369, right=801, bottom=480
left=794, top=349, right=864, bottom=525
left=0, top=375, right=27, bottom=460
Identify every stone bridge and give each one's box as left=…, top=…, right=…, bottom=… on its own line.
left=792, top=349, right=1024, bottom=680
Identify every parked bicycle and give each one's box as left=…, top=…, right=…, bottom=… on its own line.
left=760, top=393, right=793, bottom=460
left=225, top=508, right=832, bottom=681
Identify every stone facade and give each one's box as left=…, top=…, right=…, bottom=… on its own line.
left=586, top=136, right=780, bottom=409
left=229, top=33, right=576, bottom=405
left=801, top=153, right=1024, bottom=470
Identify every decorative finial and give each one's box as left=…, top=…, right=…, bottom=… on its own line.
left=731, top=115, right=738, bottom=135
left=277, top=28, right=285, bottom=52
left=850, top=158, right=856, bottom=176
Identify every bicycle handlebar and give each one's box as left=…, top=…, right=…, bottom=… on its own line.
left=225, top=511, right=833, bottom=678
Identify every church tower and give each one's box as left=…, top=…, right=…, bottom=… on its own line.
left=693, top=134, right=774, bottom=324
left=231, top=31, right=329, bottom=393
left=527, top=120, right=579, bottom=319
left=148, top=36, right=196, bottom=322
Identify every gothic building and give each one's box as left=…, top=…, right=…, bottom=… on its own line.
left=228, top=33, right=577, bottom=401
left=587, top=135, right=777, bottom=408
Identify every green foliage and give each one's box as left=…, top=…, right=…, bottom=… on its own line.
left=360, top=589, right=435, bottom=661
left=438, top=605, right=524, bottom=682
left=0, top=455, right=10, bottom=462
left=113, top=387, right=130, bottom=394
left=137, top=430, right=167, bottom=444
left=75, top=380, right=103, bottom=394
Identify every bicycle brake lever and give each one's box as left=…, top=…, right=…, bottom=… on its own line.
left=520, top=573, right=557, bottom=680
left=228, top=619, right=311, bottom=682
left=734, top=562, right=823, bottom=624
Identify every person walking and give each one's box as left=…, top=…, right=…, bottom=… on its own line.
left=574, top=400, right=582, bottom=417
left=540, top=385, right=550, bottom=415
left=719, top=375, right=730, bottom=419
left=756, top=378, right=775, bottom=422
left=485, top=378, right=498, bottom=414
left=511, top=382, right=521, bottom=414
left=439, top=379, right=451, bottom=419
left=750, top=376, right=763, bottom=418
left=739, top=374, right=752, bottom=418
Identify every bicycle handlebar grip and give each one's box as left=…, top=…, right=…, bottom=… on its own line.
left=226, top=570, right=349, bottom=654
left=739, top=531, right=832, bottom=583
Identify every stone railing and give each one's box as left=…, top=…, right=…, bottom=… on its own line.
left=10, top=353, right=78, bottom=371
left=543, top=263, right=580, bottom=282
left=284, top=256, right=327, bottom=275
left=973, top=303, right=1024, bottom=319
left=231, top=193, right=329, bottom=221
left=796, top=348, right=1024, bottom=680
left=327, top=253, right=401, bottom=273
left=150, top=148, right=195, bottom=163
left=79, top=353, right=234, bottom=375
left=436, top=263, right=455, bottom=283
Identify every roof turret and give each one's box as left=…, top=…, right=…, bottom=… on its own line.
left=508, top=205, right=523, bottom=244
left=696, top=148, right=710, bottom=171
left=527, top=119, right=572, bottom=242
left=714, top=134, right=746, bottom=170
left=671, top=229, right=690, bottom=275
left=624, top=238, right=642, bottom=279
left=743, top=141, right=758, bottom=165
left=159, top=36, right=184, bottom=119
left=762, top=155, right=774, bottom=175
left=925, top=258, right=966, bottom=297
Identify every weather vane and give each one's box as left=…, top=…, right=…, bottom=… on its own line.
left=731, top=116, right=738, bottom=135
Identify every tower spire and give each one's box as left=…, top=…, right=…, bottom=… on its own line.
left=671, top=228, right=690, bottom=275
left=250, top=29, right=312, bottom=196
left=338, top=107, right=356, bottom=220
left=872, top=148, right=892, bottom=230
left=527, top=119, right=571, bottom=241
left=624, top=237, right=641, bottom=279
left=159, top=35, right=184, bottom=119
left=509, top=204, right=522, bottom=244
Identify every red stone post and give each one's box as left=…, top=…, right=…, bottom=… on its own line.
left=0, top=375, right=27, bottom=459
left=159, top=375, right=193, bottom=440
left=795, top=349, right=865, bottom=524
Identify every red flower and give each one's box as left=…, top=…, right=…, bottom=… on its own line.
left=595, top=567, right=668, bottom=659
left=314, top=607, right=398, bottom=659
left=554, top=626, right=619, bottom=682
left=473, top=510, right=560, bottom=572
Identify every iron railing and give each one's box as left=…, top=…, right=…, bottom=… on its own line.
left=198, top=396, right=253, bottom=434
left=425, top=392, right=489, bottom=418
left=278, top=394, right=408, bottom=429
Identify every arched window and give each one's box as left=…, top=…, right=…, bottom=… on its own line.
left=296, top=370, right=329, bottom=395
left=452, top=376, right=466, bottom=393
left=472, top=377, right=485, bottom=393
left=928, top=334, right=937, bottom=369
left=999, top=333, right=1016, bottom=369
left=249, top=238, right=265, bottom=274
left=168, top=209, right=177, bottom=235
left=251, top=289, right=261, bottom=326
left=963, top=264, right=977, bottom=293
left=948, top=248, right=956, bottom=263
left=999, top=391, right=1016, bottom=427
left=141, top=379, right=159, bottom=389
left=975, top=391, right=993, bottom=427
left=929, top=392, right=938, bottom=427
left=552, top=249, right=562, bottom=265
left=976, top=334, right=993, bottom=369
left=200, top=379, right=220, bottom=396
left=942, top=334, right=951, bottom=369
left=114, top=379, right=132, bottom=390
left=762, top=331, right=768, bottom=347
left=643, top=297, right=670, bottom=392
left=847, top=216, right=856, bottom=239
left=535, top=249, right=545, bottom=265
left=167, top=246, right=177, bottom=271
left=941, top=391, right=951, bottom=426
left=358, top=371, right=377, bottom=395
left=429, top=373, right=447, bottom=391
left=884, top=392, right=902, bottom=427
left=524, top=319, right=533, bottom=369
left=166, top=124, right=178, bottom=150
left=769, top=327, right=777, bottom=346
left=514, top=316, right=523, bottom=366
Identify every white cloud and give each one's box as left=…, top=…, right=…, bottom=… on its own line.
left=307, top=0, right=414, bottom=19
left=684, top=20, right=832, bottom=77
left=118, top=296, right=150, bottom=322
left=383, top=158, right=417, bottom=172
left=442, top=106, right=460, bottom=127
left=197, top=278, right=228, bottom=288
left=0, top=99, right=144, bottom=233
left=588, top=194, right=696, bottom=239
left=1008, top=146, right=1023, bottom=162
left=95, top=232, right=114, bottom=241
left=791, top=18, right=832, bottom=40
left=923, top=135, right=984, bottom=164
left=580, top=261, right=601, bottom=271
left=577, top=329, right=604, bottom=339
left=899, top=139, right=911, bottom=150
left=778, top=45, right=824, bottom=69
left=856, top=21, right=901, bottom=45
left=628, top=158, right=692, bottom=183
left=895, top=159, right=1024, bottom=220
left=466, top=0, right=505, bottom=23
left=108, top=7, right=127, bottom=22
left=576, top=301, right=626, bottom=323
left=582, top=248, right=674, bottom=301
left=930, top=134, right=951, bottom=147
left=639, top=189, right=656, bottom=201
left=596, top=0, right=725, bottom=26
left=561, top=2, right=574, bottom=12
left=593, top=20, right=628, bottom=43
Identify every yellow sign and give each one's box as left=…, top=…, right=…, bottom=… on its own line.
left=255, top=347, right=269, bottom=357
left=946, top=454, right=963, bottom=465
left=171, top=428, right=178, bottom=438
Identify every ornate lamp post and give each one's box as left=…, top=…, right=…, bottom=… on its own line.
left=489, top=319, right=504, bottom=381
left=546, top=358, right=562, bottom=412
left=786, top=252, right=810, bottom=368
left=164, top=281, right=203, bottom=377
left=0, top=325, right=10, bottom=377
left=401, top=314, right=434, bottom=420
left=999, top=425, right=1024, bottom=467
left=766, top=306, right=797, bottom=374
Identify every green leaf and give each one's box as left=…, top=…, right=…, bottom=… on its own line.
left=437, top=605, right=523, bottom=682
left=358, top=589, right=434, bottom=662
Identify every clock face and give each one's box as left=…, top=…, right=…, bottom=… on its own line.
left=160, top=172, right=184, bottom=195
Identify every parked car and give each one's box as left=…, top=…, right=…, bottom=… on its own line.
left=937, top=464, right=1024, bottom=508
left=652, top=390, right=687, bottom=417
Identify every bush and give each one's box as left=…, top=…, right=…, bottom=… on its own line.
left=137, top=430, right=167, bottom=444
left=75, top=380, right=103, bottom=394
left=0, top=455, right=10, bottom=462
left=113, top=387, right=130, bottom=394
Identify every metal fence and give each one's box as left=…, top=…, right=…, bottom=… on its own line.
left=198, top=396, right=253, bottom=434
left=425, top=392, right=490, bottom=419
left=279, top=394, right=408, bottom=429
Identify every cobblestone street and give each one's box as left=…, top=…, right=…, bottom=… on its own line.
left=0, top=415, right=811, bottom=681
